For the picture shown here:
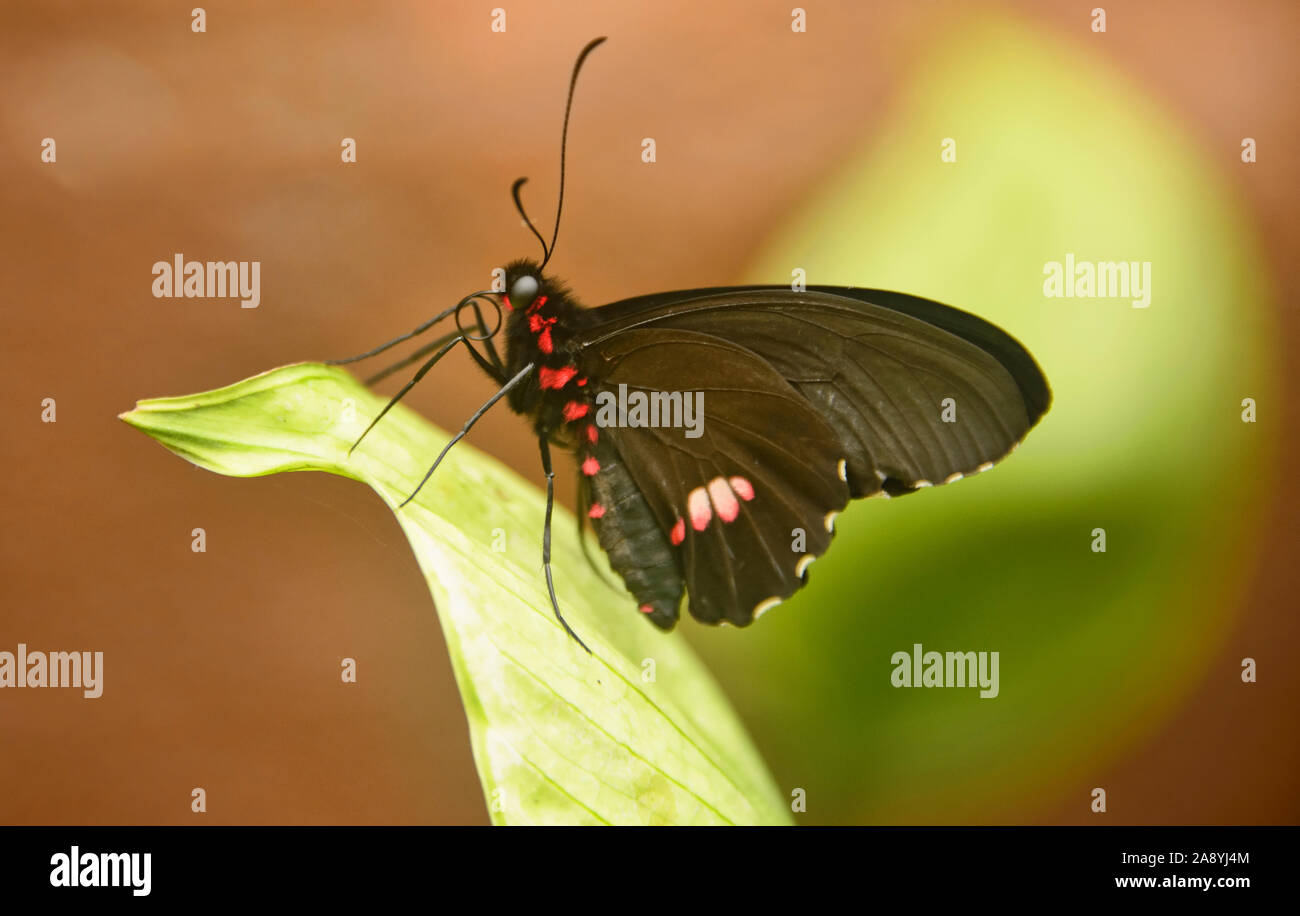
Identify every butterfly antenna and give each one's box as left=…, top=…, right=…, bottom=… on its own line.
left=509, top=37, right=607, bottom=269
left=543, top=36, right=606, bottom=270
left=511, top=177, right=549, bottom=263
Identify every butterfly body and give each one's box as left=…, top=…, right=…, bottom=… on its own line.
left=499, top=259, right=690, bottom=627
left=499, top=261, right=596, bottom=440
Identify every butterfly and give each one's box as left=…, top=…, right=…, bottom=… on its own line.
left=331, top=38, right=1051, bottom=652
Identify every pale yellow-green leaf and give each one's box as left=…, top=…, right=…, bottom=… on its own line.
left=121, top=362, right=790, bottom=825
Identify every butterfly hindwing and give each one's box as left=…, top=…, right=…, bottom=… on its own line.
left=586, top=327, right=851, bottom=626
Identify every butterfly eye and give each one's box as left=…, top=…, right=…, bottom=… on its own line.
left=510, top=274, right=540, bottom=308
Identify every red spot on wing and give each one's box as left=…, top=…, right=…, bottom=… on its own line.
left=581, top=456, right=600, bottom=476
left=729, top=476, right=755, bottom=501
left=670, top=517, right=685, bottom=546
left=538, top=365, right=578, bottom=389
left=586, top=425, right=598, bottom=443
left=563, top=401, right=590, bottom=421
left=688, top=487, right=712, bottom=531
left=526, top=294, right=548, bottom=314
left=588, top=503, right=605, bottom=519
left=576, top=377, right=588, bottom=387
left=638, top=604, right=655, bottom=615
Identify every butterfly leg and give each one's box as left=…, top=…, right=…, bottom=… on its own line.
left=326, top=303, right=460, bottom=365
left=361, top=329, right=462, bottom=386
left=397, top=361, right=534, bottom=508
left=539, top=435, right=591, bottom=653
left=349, top=334, right=469, bottom=456
left=465, top=298, right=506, bottom=376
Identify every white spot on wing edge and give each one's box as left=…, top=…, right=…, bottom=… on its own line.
left=753, top=596, right=783, bottom=620
left=944, top=471, right=964, bottom=485
left=837, top=459, right=848, bottom=482
left=824, top=510, right=838, bottom=533
left=795, top=554, right=815, bottom=577
left=913, top=479, right=933, bottom=489
left=977, top=461, right=995, bottom=473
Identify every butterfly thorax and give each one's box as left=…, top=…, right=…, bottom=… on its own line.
left=500, top=259, right=600, bottom=447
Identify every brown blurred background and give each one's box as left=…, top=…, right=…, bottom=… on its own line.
left=1, top=0, right=1296, bottom=824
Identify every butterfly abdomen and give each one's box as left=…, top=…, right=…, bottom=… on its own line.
left=583, top=437, right=683, bottom=630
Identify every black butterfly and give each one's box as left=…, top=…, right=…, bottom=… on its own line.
left=331, top=38, right=1051, bottom=652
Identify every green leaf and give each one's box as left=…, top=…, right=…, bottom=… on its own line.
left=121, top=362, right=790, bottom=825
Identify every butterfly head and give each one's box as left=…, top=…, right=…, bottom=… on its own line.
left=497, top=258, right=585, bottom=372
left=501, top=259, right=545, bottom=314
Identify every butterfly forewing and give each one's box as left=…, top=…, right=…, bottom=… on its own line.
left=581, top=287, right=1049, bottom=498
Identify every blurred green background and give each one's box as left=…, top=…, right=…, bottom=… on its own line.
left=2, top=1, right=1294, bottom=824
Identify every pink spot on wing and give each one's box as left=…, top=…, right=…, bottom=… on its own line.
left=728, top=476, right=755, bottom=501
left=670, top=517, right=685, bottom=546
left=563, top=401, right=589, bottom=421
left=638, top=604, right=655, bottom=615
left=688, top=487, right=712, bottom=531
left=588, top=503, right=605, bottom=519
left=581, top=456, right=600, bottom=476
left=538, top=365, right=578, bottom=389
left=586, top=425, right=598, bottom=443
left=708, top=477, right=739, bottom=523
